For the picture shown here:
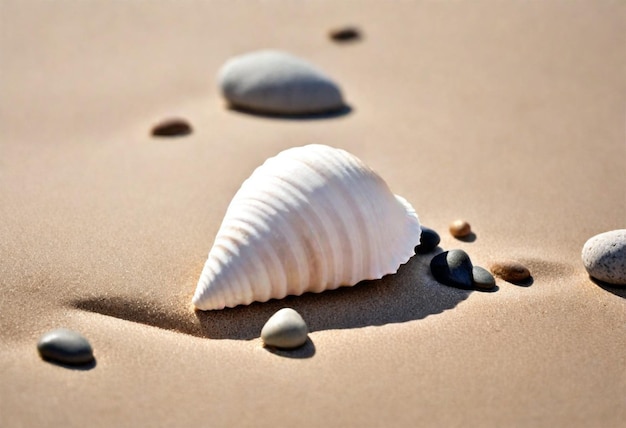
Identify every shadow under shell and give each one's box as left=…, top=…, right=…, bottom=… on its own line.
left=72, top=250, right=472, bottom=340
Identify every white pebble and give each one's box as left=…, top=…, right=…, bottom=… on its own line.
left=261, top=308, right=309, bottom=349
left=582, top=229, right=626, bottom=285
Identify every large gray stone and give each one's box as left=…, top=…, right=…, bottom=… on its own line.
left=218, top=50, right=345, bottom=115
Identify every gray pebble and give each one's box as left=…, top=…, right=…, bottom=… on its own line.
left=582, top=229, right=626, bottom=285
left=415, top=226, right=441, bottom=254
left=37, top=328, right=94, bottom=365
left=218, top=50, right=345, bottom=115
left=472, top=266, right=496, bottom=290
left=430, top=249, right=474, bottom=289
left=261, top=308, right=309, bottom=349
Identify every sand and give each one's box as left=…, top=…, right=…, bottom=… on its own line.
left=1, top=1, right=624, bottom=427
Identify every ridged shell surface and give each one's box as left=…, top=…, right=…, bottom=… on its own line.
left=193, top=144, right=421, bottom=310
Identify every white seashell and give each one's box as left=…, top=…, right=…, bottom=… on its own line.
left=192, top=144, right=421, bottom=310
left=218, top=50, right=345, bottom=115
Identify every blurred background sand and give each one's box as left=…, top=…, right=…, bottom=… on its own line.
left=1, top=1, right=624, bottom=426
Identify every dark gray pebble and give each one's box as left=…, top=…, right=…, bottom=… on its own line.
left=37, top=328, right=94, bottom=365
left=472, top=266, right=496, bottom=290
left=415, top=226, right=441, bottom=254
left=430, top=249, right=474, bottom=289
left=151, top=118, right=192, bottom=137
left=329, top=27, right=361, bottom=42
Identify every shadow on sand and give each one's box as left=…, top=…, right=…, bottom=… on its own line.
left=41, top=358, right=97, bottom=371
left=590, top=277, right=626, bottom=298
left=71, top=251, right=471, bottom=341
left=226, top=104, right=353, bottom=120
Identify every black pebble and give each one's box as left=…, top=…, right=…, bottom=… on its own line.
left=329, top=27, right=361, bottom=42
left=151, top=118, right=192, bottom=137
left=430, top=249, right=474, bottom=289
left=37, top=328, right=94, bottom=365
left=415, top=226, right=441, bottom=254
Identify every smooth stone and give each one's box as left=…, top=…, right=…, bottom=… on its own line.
left=490, top=260, right=531, bottom=283
left=582, top=229, right=626, bottom=285
left=449, top=219, right=472, bottom=238
left=329, top=27, right=361, bottom=42
left=37, top=329, right=94, bottom=365
left=415, top=226, right=441, bottom=254
left=261, top=308, right=309, bottom=349
left=472, top=266, right=496, bottom=290
left=430, top=249, right=474, bottom=289
left=218, top=50, right=345, bottom=115
left=151, top=118, right=192, bottom=137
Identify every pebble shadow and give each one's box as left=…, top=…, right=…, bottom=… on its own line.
left=71, top=251, right=472, bottom=340
left=507, top=277, right=534, bottom=287
left=264, top=338, right=316, bottom=359
left=41, top=358, right=98, bottom=371
left=455, top=232, right=477, bottom=243
left=475, top=285, right=500, bottom=293
left=591, top=277, right=626, bottom=298
left=226, top=104, right=353, bottom=120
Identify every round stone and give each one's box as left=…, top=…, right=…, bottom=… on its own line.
left=449, top=219, right=472, bottom=238
left=430, top=249, right=474, bottom=289
left=582, top=229, right=626, bottom=285
left=489, top=260, right=531, bottom=283
left=37, top=329, right=94, bottom=365
left=329, top=27, right=361, bottom=42
left=218, top=50, right=345, bottom=115
left=415, top=226, right=441, bottom=254
left=261, top=308, right=309, bottom=349
left=151, top=118, right=192, bottom=137
left=472, top=266, right=496, bottom=290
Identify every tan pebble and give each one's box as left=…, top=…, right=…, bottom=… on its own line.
left=449, top=219, right=472, bottom=238
left=490, top=260, right=531, bottom=282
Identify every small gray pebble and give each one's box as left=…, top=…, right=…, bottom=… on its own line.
left=261, top=308, right=309, bottom=349
left=472, top=266, right=496, bottom=290
left=582, top=229, right=626, bottom=285
left=415, top=226, right=441, bottom=254
left=218, top=50, right=345, bottom=115
left=430, top=249, right=474, bottom=289
left=37, top=328, right=94, bottom=365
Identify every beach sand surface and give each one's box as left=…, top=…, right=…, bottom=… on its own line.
left=1, top=1, right=624, bottom=427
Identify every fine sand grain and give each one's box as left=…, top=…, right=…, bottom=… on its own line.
left=1, top=1, right=624, bottom=427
